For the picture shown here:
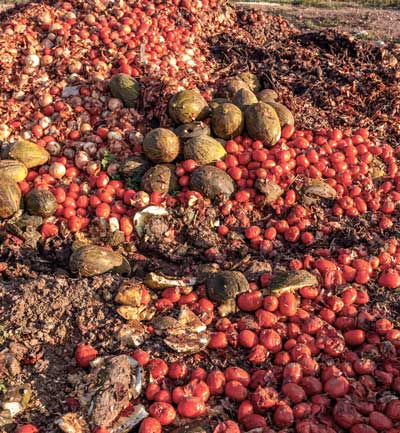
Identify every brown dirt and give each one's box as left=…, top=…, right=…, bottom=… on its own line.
left=237, top=2, right=400, bottom=42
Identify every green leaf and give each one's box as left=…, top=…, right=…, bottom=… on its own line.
left=101, top=151, right=116, bottom=170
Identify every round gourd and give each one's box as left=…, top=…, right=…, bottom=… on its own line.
left=168, top=90, right=209, bottom=124
left=0, top=176, right=21, bottom=219
left=0, top=160, right=28, bottom=182
left=232, top=88, right=258, bottom=111
left=25, top=188, right=57, bottom=217
left=257, top=89, right=279, bottom=103
left=109, top=73, right=140, bottom=107
left=184, top=136, right=226, bottom=164
left=190, top=166, right=235, bottom=200
left=70, top=245, right=130, bottom=277
left=211, top=103, right=244, bottom=140
left=266, top=101, right=294, bottom=126
left=8, top=140, right=49, bottom=168
left=143, top=128, right=180, bottom=163
left=245, top=102, right=281, bottom=146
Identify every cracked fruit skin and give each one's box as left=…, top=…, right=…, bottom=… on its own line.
left=0, top=176, right=21, bottom=219
left=109, top=73, right=140, bottom=107
left=169, top=90, right=209, bottom=124
left=143, top=128, right=180, bottom=163
left=141, top=164, right=179, bottom=194
left=206, top=270, right=249, bottom=303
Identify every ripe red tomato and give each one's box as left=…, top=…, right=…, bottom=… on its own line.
left=15, top=425, right=39, bottom=433
left=207, top=370, right=226, bottom=395
left=131, top=349, right=150, bottom=366
left=225, top=380, right=248, bottom=401
left=75, top=343, right=97, bottom=368
left=168, top=361, right=188, bottom=380
left=237, top=291, right=263, bottom=312
left=344, top=329, right=366, bottom=346
left=278, top=292, right=297, bottom=316
left=238, top=329, right=259, bottom=348
left=208, top=332, right=228, bottom=349
left=177, top=397, right=206, bottom=418
left=273, top=404, right=294, bottom=427
left=282, top=383, right=306, bottom=403
left=139, top=417, right=162, bottom=433
left=213, top=420, right=240, bottom=433
left=148, top=358, right=168, bottom=381
left=259, top=329, right=282, bottom=353
left=148, top=402, right=176, bottom=425
left=41, top=223, right=59, bottom=238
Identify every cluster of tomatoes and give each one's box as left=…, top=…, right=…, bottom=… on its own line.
left=211, top=126, right=399, bottom=245
left=68, top=269, right=400, bottom=433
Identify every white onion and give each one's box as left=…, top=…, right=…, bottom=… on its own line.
left=39, top=117, right=51, bottom=129
left=107, top=131, right=123, bottom=141
left=26, top=54, right=40, bottom=68
left=49, top=162, right=66, bottom=179
left=39, top=93, right=53, bottom=107
left=21, top=130, right=32, bottom=140
left=0, top=124, right=11, bottom=141
left=86, top=160, right=100, bottom=175
left=108, top=217, right=120, bottom=232
left=46, top=141, right=62, bottom=156
left=82, top=142, right=97, bottom=155
left=108, top=98, right=124, bottom=111
left=75, top=150, right=90, bottom=169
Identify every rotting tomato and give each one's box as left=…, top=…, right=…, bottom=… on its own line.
left=177, top=397, right=206, bottom=418
left=139, top=417, right=162, bottom=433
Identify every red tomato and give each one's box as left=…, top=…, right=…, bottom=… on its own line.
left=225, top=380, right=248, bottom=401
left=237, top=291, right=263, bottom=312
left=369, top=411, right=393, bottom=431
left=344, top=329, right=366, bottom=346
left=148, top=359, right=168, bottom=381
left=207, top=370, right=226, bottom=395
left=324, top=376, right=350, bottom=398
left=240, top=414, right=267, bottom=430
left=224, top=366, right=250, bottom=386
left=177, top=397, right=206, bottom=418
left=15, top=425, right=39, bottom=433
left=213, top=420, right=240, bottom=433
left=41, top=223, right=59, bottom=238
left=75, top=343, right=97, bottom=368
left=279, top=292, right=297, bottom=316
left=168, top=361, right=188, bottom=380
left=139, top=417, right=162, bottom=433
left=131, top=349, right=149, bottom=366
left=148, top=402, right=176, bottom=425
left=259, top=329, right=282, bottom=353
left=273, top=404, right=294, bottom=427
left=282, top=383, right=306, bottom=403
